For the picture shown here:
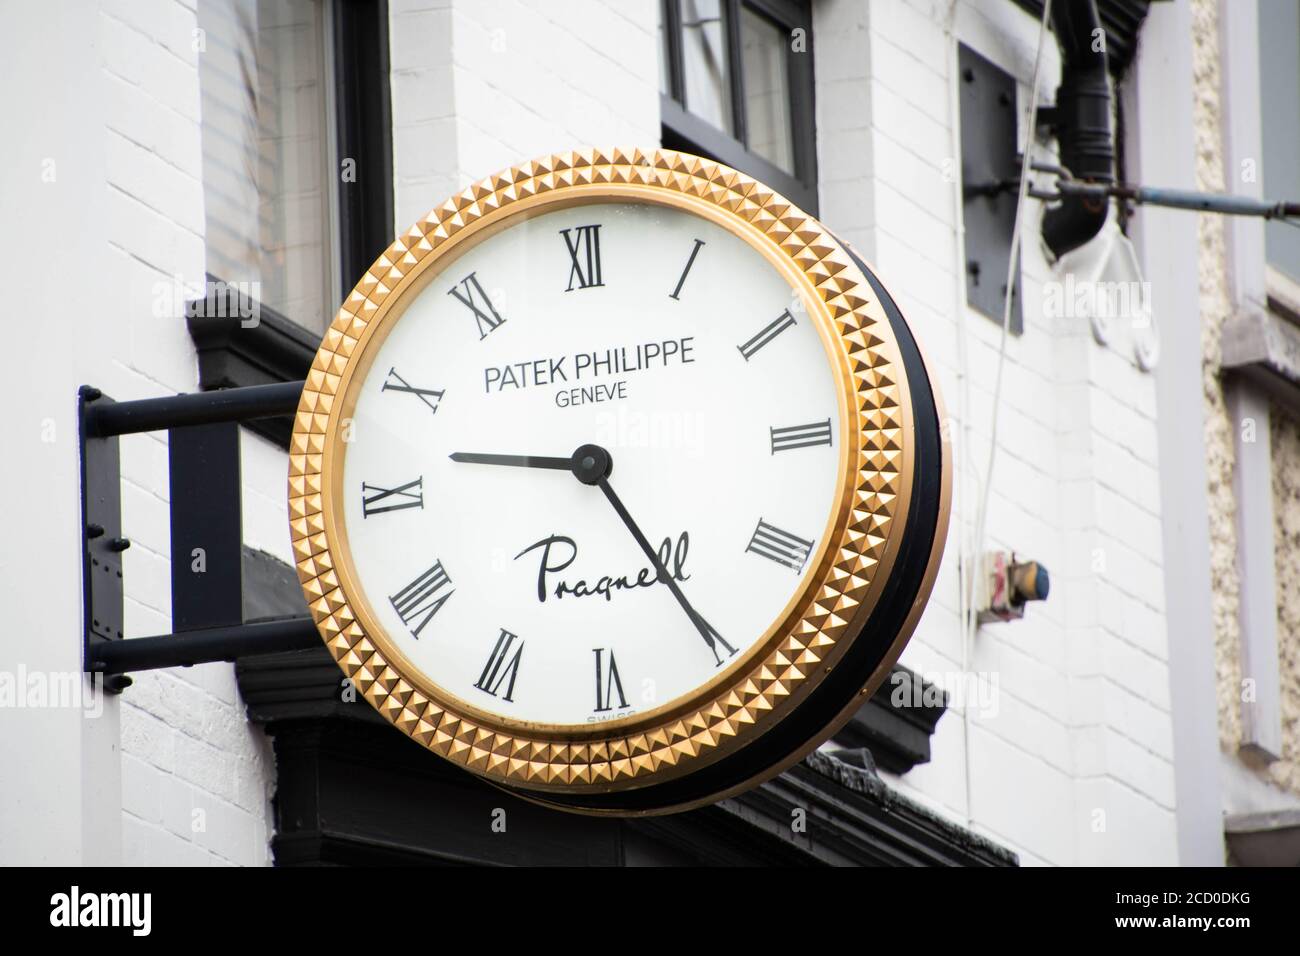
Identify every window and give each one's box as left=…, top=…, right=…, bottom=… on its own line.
left=188, top=0, right=393, bottom=447
left=659, top=0, right=817, bottom=213
left=1259, top=0, right=1300, bottom=285
left=200, top=0, right=336, bottom=332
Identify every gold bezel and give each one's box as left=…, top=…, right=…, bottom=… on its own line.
left=289, top=148, right=913, bottom=794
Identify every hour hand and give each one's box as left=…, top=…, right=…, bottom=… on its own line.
left=449, top=452, right=572, bottom=470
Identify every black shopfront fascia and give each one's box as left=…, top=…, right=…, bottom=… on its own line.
left=660, top=0, right=819, bottom=215
left=187, top=0, right=394, bottom=450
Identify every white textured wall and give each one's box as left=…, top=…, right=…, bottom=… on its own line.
left=815, top=0, right=1178, bottom=865
left=3, top=0, right=1191, bottom=866
left=389, top=0, right=661, bottom=229
left=0, top=0, right=276, bottom=866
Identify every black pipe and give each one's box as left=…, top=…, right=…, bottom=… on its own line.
left=1042, top=0, right=1115, bottom=258
left=84, top=381, right=305, bottom=437
left=87, top=618, right=322, bottom=674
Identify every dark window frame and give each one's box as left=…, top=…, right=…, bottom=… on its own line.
left=660, top=0, right=818, bottom=214
left=188, top=0, right=394, bottom=449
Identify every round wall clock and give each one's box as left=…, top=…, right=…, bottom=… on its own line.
left=289, top=148, right=950, bottom=815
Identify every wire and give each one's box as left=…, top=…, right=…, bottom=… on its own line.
left=942, top=0, right=976, bottom=829
left=960, top=0, right=1055, bottom=822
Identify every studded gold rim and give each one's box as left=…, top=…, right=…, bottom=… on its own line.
left=289, top=148, right=913, bottom=793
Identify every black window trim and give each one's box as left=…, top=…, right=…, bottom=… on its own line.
left=188, top=0, right=394, bottom=449
left=660, top=0, right=818, bottom=214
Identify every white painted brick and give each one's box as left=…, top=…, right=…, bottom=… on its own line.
left=105, top=186, right=204, bottom=286
left=170, top=662, right=239, bottom=709
left=1095, top=485, right=1164, bottom=564
left=119, top=434, right=169, bottom=497
left=817, top=79, right=872, bottom=131
left=120, top=701, right=178, bottom=770
left=1070, top=725, right=1107, bottom=777
left=871, top=85, right=952, bottom=166
left=869, top=30, right=950, bottom=126
left=106, top=130, right=204, bottom=237
left=1093, top=434, right=1161, bottom=515
left=1099, top=630, right=1170, bottom=712
left=871, top=133, right=953, bottom=223
left=1099, top=536, right=1165, bottom=612
left=121, top=544, right=172, bottom=621
left=1121, top=593, right=1168, bottom=662
left=1103, top=730, right=1176, bottom=809
left=1099, top=678, right=1174, bottom=758
left=122, top=814, right=155, bottom=866
left=971, top=689, right=1072, bottom=776
left=873, top=234, right=959, bottom=316
left=104, top=72, right=203, bottom=178
left=969, top=638, right=1070, bottom=722
left=390, top=71, right=457, bottom=129
left=873, top=181, right=953, bottom=272
left=101, top=0, right=199, bottom=65
left=1073, top=778, right=1177, bottom=866
left=120, top=479, right=171, bottom=562
left=150, top=827, right=214, bottom=866
left=871, top=0, right=951, bottom=74
left=121, top=754, right=164, bottom=826
left=188, top=789, right=256, bottom=865
left=968, top=723, right=1074, bottom=863
left=390, top=8, right=454, bottom=73
left=817, top=179, right=874, bottom=234
left=99, top=13, right=201, bottom=123
left=173, top=731, right=237, bottom=805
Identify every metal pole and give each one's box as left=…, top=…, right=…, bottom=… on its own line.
left=87, top=617, right=322, bottom=674
left=1052, top=180, right=1300, bottom=220
left=84, top=381, right=305, bottom=438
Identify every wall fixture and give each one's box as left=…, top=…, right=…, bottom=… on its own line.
left=976, top=551, right=1050, bottom=625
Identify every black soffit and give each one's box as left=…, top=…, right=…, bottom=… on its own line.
left=1011, top=0, right=1153, bottom=77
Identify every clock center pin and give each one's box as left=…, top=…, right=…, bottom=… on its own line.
left=569, top=443, right=613, bottom=485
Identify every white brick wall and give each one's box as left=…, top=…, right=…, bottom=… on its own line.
left=389, top=0, right=661, bottom=228
left=2, top=0, right=1190, bottom=866
left=0, top=0, right=277, bottom=866
left=811, top=0, right=1179, bottom=864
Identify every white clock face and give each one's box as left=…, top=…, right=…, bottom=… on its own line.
left=340, top=200, right=844, bottom=728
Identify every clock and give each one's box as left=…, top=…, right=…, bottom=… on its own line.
left=289, top=148, right=950, bottom=814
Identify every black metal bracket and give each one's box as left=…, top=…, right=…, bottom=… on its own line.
left=79, top=382, right=320, bottom=692
left=958, top=43, right=1024, bottom=333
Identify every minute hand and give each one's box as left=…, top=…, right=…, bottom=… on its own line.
left=594, top=476, right=737, bottom=667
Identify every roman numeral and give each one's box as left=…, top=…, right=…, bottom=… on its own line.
left=561, top=224, right=604, bottom=291
left=475, top=628, right=523, bottom=702
left=382, top=367, right=443, bottom=414
left=593, top=648, right=630, bottom=713
left=447, top=272, right=505, bottom=339
left=669, top=238, right=705, bottom=300
left=770, top=419, right=833, bottom=454
left=389, top=561, right=454, bottom=638
left=362, top=476, right=424, bottom=517
left=745, top=519, right=815, bottom=573
left=737, top=309, right=797, bottom=360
